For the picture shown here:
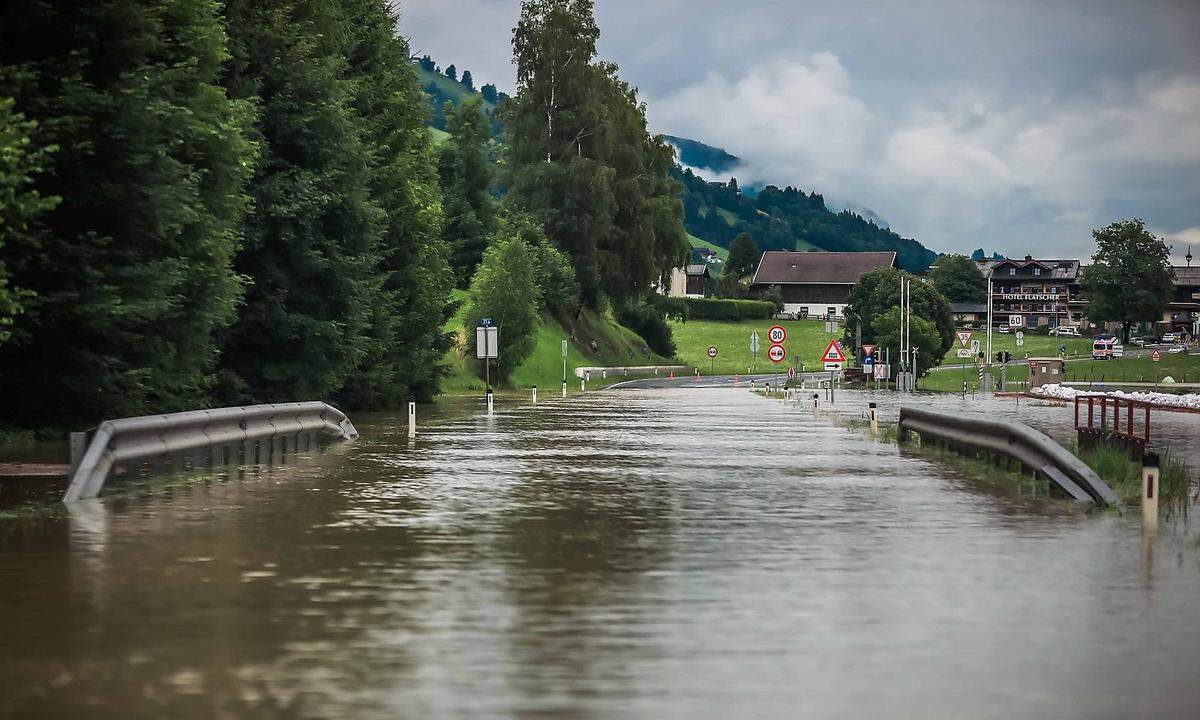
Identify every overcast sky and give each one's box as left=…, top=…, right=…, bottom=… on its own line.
left=398, top=0, right=1200, bottom=263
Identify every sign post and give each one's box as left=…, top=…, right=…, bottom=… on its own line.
left=750, top=331, right=761, bottom=373
left=707, top=345, right=718, bottom=375
left=562, top=338, right=569, bottom=397
left=476, top=320, right=499, bottom=410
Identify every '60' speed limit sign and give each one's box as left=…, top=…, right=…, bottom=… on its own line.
left=768, top=324, right=787, bottom=344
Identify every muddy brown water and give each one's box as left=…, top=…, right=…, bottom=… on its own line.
left=2, top=389, right=1199, bottom=718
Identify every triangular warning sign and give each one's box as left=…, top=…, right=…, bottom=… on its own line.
left=956, top=330, right=973, bottom=347
left=820, top=338, right=846, bottom=363
left=860, top=344, right=877, bottom=357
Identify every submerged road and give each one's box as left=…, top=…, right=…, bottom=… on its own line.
left=2, top=389, right=1199, bottom=718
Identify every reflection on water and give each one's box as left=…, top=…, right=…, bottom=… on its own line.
left=2, top=389, right=1199, bottom=718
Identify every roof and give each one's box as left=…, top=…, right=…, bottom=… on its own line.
left=1174, top=266, right=1200, bottom=285
left=950, top=303, right=989, bottom=314
left=977, top=257, right=1081, bottom=280
left=685, top=264, right=709, bottom=277
left=751, top=251, right=897, bottom=285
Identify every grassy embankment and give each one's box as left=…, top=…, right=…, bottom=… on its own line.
left=670, top=318, right=836, bottom=375
left=439, top=290, right=669, bottom=395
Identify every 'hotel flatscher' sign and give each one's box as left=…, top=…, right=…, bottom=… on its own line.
left=998, top=293, right=1064, bottom=301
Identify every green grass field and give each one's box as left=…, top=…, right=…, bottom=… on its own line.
left=427, top=126, right=451, bottom=145
left=939, top=331, right=1093, bottom=364
left=670, top=318, right=838, bottom=375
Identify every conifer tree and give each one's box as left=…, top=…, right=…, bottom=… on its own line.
left=219, top=0, right=382, bottom=403
left=439, top=98, right=497, bottom=285
left=0, top=0, right=256, bottom=425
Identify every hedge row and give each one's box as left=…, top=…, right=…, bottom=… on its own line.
left=683, top=297, right=776, bottom=321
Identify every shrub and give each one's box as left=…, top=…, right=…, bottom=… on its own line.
left=617, top=302, right=676, bottom=357
left=648, top=295, right=689, bottom=322
left=682, top=297, right=775, bottom=320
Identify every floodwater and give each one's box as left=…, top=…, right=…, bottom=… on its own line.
left=2, top=389, right=1200, bottom=718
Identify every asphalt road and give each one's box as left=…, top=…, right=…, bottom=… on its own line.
left=608, top=373, right=821, bottom=389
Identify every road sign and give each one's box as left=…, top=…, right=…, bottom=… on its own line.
left=825, top=320, right=839, bottom=335
left=956, top=349, right=974, bottom=358
left=787, top=367, right=797, bottom=380
left=707, top=346, right=718, bottom=358
left=475, top=325, right=498, bottom=359
left=480, top=317, right=494, bottom=327
left=874, top=363, right=889, bottom=380
left=750, top=330, right=760, bottom=354
left=861, top=343, right=877, bottom=358
left=1009, top=315, right=1024, bottom=328
left=1015, top=331, right=1024, bottom=347
left=824, top=362, right=843, bottom=372
left=768, top=324, right=787, bottom=344
left=820, top=338, right=846, bottom=364
left=971, top=339, right=981, bottom=354
left=956, top=330, right=973, bottom=347
left=863, top=355, right=874, bottom=366
left=1152, top=349, right=1162, bottom=362
left=561, top=339, right=568, bottom=358
left=768, top=344, right=787, bottom=364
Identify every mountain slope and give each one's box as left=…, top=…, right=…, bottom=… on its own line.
left=664, top=135, right=740, bottom=174
left=677, top=167, right=936, bottom=272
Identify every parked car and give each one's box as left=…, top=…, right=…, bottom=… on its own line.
left=1049, top=326, right=1081, bottom=337
left=960, top=323, right=975, bottom=330
left=1161, top=332, right=1179, bottom=343
left=1130, top=336, right=1147, bottom=347
left=997, top=324, right=1011, bottom=334
left=1092, top=338, right=1117, bottom=359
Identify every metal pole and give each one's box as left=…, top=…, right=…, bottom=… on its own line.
left=987, top=273, right=993, bottom=391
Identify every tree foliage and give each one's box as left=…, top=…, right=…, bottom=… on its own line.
left=844, top=267, right=954, bottom=365
left=0, top=0, right=257, bottom=425
left=726, top=232, right=759, bottom=279
left=929, top=254, right=987, bottom=303
left=463, top=233, right=540, bottom=379
left=439, top=98, right=497, bottom=285
left=0, top=98, right=58, bottom=344
left=505, top=0, right=688, bottom=307
left=1079, top=219, right=1174, bottom=342
left=872, top=307, right=943, bottom=377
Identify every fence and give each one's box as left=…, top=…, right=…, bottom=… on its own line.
left=1074, top=395, right=1151, bottom=460
left=897, top=406, right=1119, bottom=506
left=64, top=402, right=358, bottom=504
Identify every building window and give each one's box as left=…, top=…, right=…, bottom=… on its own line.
left=1033, top=267, right=1042, bottom=276
left=827, top=306, right=837, bottom=317
left=1008, top=268, right=1016, bottom=276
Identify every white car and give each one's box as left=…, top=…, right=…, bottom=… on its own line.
left=1161, top=332, right=1179, bottom=343
left=997, top=325, right=1011, bottom=334
left=1049, top=326, right=1081, bottom=337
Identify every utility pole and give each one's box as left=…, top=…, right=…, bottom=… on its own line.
left=986, top=271, right=994, bottom=394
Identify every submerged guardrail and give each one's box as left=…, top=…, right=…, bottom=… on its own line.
left=897, top=406, right=1119, bottom=506
left=64, top=402, right=358, bottom=504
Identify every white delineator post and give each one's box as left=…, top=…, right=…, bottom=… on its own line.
left=532, top=385, right=537, bottom=404
left=562, top=381, right=567, bottom=398
left=1142, top=453, right=1160, bottom=533
left=869, top=401, right=878, bottom=436
left=408, top=398, right=416, bottom=438
left=486, top=388, right=494, bottom=417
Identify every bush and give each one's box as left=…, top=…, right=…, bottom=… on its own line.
left=682, top=297, right=774, bottom=321
left=617, top=302, right=676, bottom=357
left=648, top=295, right=689, bottom=322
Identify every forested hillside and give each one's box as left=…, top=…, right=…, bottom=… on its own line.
left=677, top=168, right=937, bottom=272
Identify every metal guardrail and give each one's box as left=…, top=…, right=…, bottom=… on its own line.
left=63, top=402, right=358, bottom=504
left=897, top=406, right=1119, bottom=506
left=573, top=365, right=689, bottom=379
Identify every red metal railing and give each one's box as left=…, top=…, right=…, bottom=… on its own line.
left=1073, top=395, right=1152, bottom=459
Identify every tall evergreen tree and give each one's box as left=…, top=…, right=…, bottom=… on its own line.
left=460, top=70, right=474, bottom=91
left=439, top=98, right=497, bottom=285
left=505, top=0, right=686, bottom=306
left=335, top=0, right=452, bottom=407
left=0, top=0, right=256, bottom=425
left=219, top=0, right=382, bottom=403
left=726, top=232, right=759, bottom=279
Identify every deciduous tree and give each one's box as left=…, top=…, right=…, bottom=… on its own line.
left=1079, top=219, right=1174, bottom=343
left=929, top=254, right=986, bottom=303
left=463, top=233, right=539, bottom=380
left=726, top=232, right=759, bottom=280
left=844, top=267, right=954, bottom=364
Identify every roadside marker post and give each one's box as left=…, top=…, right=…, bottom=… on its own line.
left=869, top=401, right=878, bottom=436
left=408, top=398, right=416, bottom=438
left=532, top=386, right=537, bottom=404
left=562, top=381, right=567, bottom=398
left=1143, top=452, right=1160, bottom=533
left=486, top=387, right=494, bottom=417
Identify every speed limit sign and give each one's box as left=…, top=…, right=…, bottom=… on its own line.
left=768, top=344, right=787, bottom=364
left=707, top=346, right=718, bottom=358
left=768, top=324, right=788, bottom=344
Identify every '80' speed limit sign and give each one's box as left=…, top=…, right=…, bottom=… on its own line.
left=768, top=324, right=787, bottom=344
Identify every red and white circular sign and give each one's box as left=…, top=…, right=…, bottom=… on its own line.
left=768, top=344, right=787, bottom=364
left=768, top=324, right=788, bottom=344
left=707, top=346, right=719, bottom=358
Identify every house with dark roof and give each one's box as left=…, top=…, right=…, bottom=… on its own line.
left=749, top=251, right=897, bottom=318
left=975, top=256, right=1084, bottom=329
left=950, top=303, right=989, bottom=324
left=1165, top=265, right=1200, bottom=337
left=668, top=264, right=710, bottom=298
